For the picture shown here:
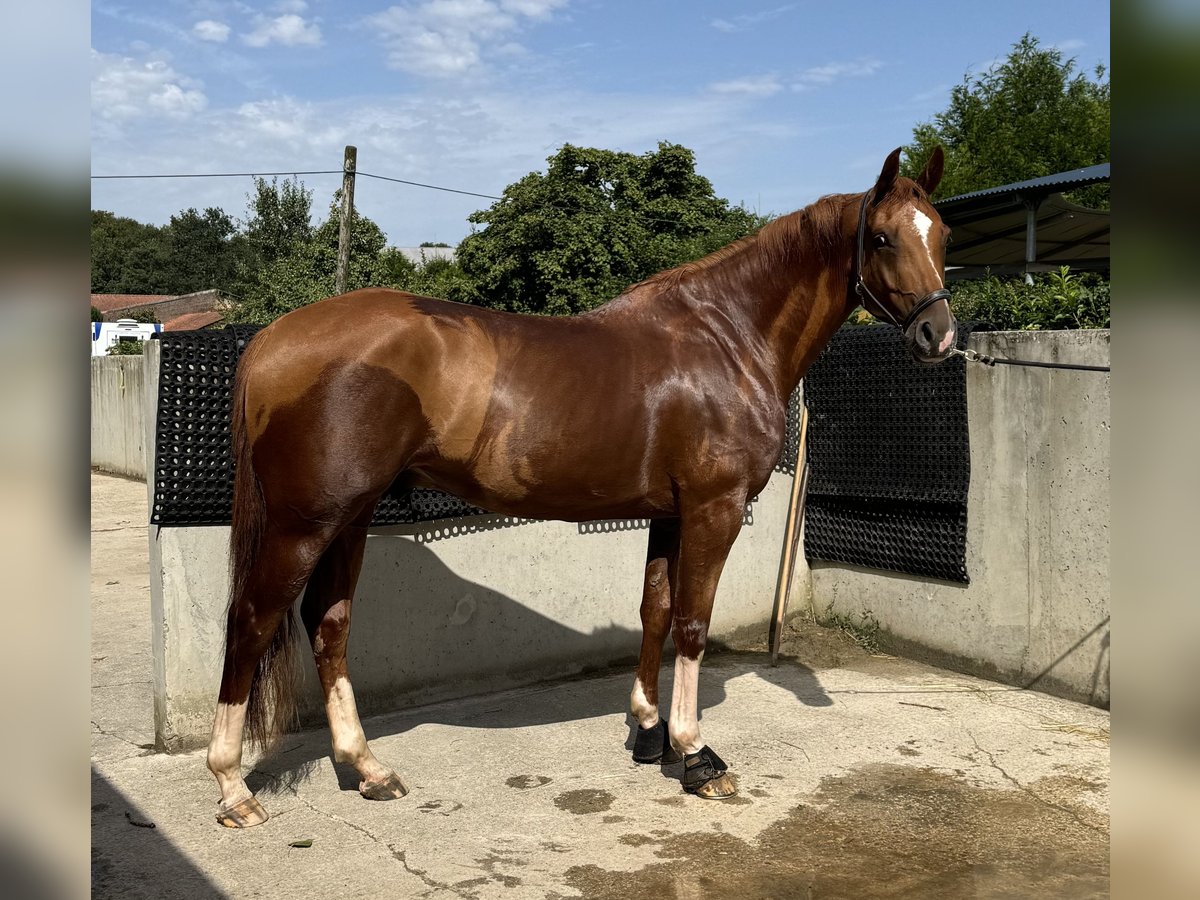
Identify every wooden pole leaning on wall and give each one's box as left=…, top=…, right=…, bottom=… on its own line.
left=769, top=405, right=810, bottom=666
left=335, top=145, right=357, bottom=296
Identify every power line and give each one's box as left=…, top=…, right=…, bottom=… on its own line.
left=90, top=164, right=745, bottom=232
left=358, top=171, right=502, bottom=201
left=91, top=170, right=342, bottom=180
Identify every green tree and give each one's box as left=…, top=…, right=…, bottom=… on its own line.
left=901, top=34, right=1110, bottom=207
left=232, top=195, right=392, bottom=324
left=242, top=176, right=314, bottom=267
left=90, top=305, right=103, bottom=323
left=91, top=210, right=170, bottom=293
left=379, top=250, right=476, bottom=301
left=456, top=142, right=767, bottom=315
left=163, top=207, right=241, bottom=294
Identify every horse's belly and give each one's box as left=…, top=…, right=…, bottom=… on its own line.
left=413, top=450, right=676, bottom=522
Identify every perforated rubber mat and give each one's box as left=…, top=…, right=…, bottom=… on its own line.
left=149, top=326, right=486, bottom=526
left=802, top=323, right=989, bottom=584
left=150, top=327, right=810, bottom=528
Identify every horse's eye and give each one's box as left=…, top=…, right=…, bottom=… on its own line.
left=873, top=234, right=888, bottom=249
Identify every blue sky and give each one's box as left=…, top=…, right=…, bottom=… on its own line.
left=91, top=1, right=1110, bottom=246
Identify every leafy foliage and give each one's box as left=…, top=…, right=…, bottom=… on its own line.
left=456, top=142, right=767, bottom=315
left=90, top=305, right=103, bottom=323
left=231, top=197, right=391, bottom=324
left=164, top=207, right=242, bottom=294
left=901, top=34, right=1110, bottom=207
left=949, top=268, right=1109, bottom=330
left=379, top=250, right=475, bottom=301
left=241, top=177, right=314, bottom=269
left=91, top=211, right=171, bottom=294
left=106, top=338, right=148, bottom=356
left=91, top=207, right=245, bottom=295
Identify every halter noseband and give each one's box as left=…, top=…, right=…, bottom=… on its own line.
left=852, top=190, right=951, bottom=332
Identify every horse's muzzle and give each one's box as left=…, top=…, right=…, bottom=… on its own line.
left=907, top=302, right=958, bottom=365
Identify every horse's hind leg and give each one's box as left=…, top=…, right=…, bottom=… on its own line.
left=630, top=518, right=682, bottom=764
left=208, top=525, right=333, bottom=827
left=300, top=519, right=407, bottom=800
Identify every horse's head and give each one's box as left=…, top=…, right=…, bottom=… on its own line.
left=854, top=146, right=957, bottom=364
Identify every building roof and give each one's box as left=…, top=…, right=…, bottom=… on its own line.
left=936, top=164, right=1110, bottom=206
left=163, top=311, right=224, bottom=331
left=91, top=294, right=177, bottom=313
left=935, top=164, right=1110, bottom=278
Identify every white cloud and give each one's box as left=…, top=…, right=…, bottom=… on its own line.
left=793, top=59, right=882, bottom=89
left=499, top=0, right=565, bottom=17
left=710, top=5, right=795, bottom=34
left=242, top=13, right=323, bottom=48
left=368, top=0, right=567, bottom=77
left=91, top=48, right=207, bottom=123
left=193, top=20, right=231, bottom=43
left=1052, top=38, right=1086, bottom=53
left=709, top=74, right=783, bottom=97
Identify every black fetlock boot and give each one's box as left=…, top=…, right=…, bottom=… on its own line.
left=632, top=717, right=682, bottom=764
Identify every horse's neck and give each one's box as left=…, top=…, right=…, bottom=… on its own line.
left=684, top=203, right=857, bottom=398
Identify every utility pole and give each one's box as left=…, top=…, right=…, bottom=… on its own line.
left=335, top=145, right=357, bottom=296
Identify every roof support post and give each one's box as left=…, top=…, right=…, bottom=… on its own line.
left=1022, top=195, right=1042, bottom=285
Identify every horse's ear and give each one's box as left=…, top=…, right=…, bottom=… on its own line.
left=872, top=147, right=902, bottom=202
left=916, top=146, right=945, bottom=195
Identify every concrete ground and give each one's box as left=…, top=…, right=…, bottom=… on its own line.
left=92, top=472, right=1110, bottom=899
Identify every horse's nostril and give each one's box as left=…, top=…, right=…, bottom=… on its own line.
left=920, top=321, right=935, bottom=346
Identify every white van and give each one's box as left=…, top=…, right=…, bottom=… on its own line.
left=91, top=319, right=162, bottom=357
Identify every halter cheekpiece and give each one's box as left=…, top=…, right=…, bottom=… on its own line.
left=852, top=189, right=951, bottom=332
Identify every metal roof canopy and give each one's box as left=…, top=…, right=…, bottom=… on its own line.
left=934, top=163, right=1109, bottom=281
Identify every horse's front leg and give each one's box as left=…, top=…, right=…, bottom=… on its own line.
left=668, top=493, right=746, bottom=799
left=630, top=518, right=682, bottom=764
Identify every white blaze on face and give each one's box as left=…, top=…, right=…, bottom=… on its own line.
left=668, top=653, right=704, bottom=754
left=909, top=207, right=943, bottom=284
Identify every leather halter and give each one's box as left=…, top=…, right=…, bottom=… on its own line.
left=852, top=189, right=951, bottom=332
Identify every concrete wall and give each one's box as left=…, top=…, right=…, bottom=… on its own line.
left=91, top=354, right=147, bottom=479
left=807, top=329, right=1110, bottom=707
left=144, top=342, right=804, bottom=750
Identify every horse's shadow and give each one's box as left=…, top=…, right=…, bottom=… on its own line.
left=248, top=528, right=832, bottom=796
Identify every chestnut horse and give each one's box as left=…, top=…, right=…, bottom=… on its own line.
left=208, top=147, right=955, bottom=827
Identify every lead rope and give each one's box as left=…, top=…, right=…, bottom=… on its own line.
left=948, top=347, right=1110, bottom=373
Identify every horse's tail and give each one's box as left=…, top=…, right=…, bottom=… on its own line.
left=227, top=338, right=299, bottom=750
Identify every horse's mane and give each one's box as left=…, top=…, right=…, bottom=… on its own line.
left=626, top=192, right=857, bottom=297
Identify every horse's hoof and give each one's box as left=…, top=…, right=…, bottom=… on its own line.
left=216, top=795, right=269, bottom=828
left=690, top=772, right=738, bottom=799
left=632, top=718, right=683, bottom=765
left=360, top=772, right=408, bottom=801
left=681, top=746, right=736, bottom=799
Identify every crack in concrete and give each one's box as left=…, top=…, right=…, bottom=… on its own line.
left=91, top=719, right=151, bottom=753
left=967, top=731, right=1105, bottom=836
left=290, top=792, right=477, bottom=899
left=93, top=680, right=154, bottom=688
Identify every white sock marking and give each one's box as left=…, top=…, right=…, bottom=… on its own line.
left=207, top=701, right=252, bottom=805
left=668, top=654, right=704, bottom=754
left=631, top=677, right=659, bottom=730
left=326, top=675, right=391, bottom=782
